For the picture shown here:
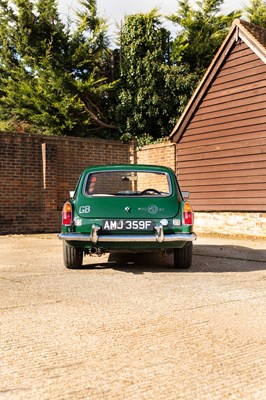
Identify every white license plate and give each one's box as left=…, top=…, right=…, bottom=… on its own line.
left=103, top=220, right=153, bottom=230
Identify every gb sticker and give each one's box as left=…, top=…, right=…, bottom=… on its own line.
left=79, top=206, right=91, bottom=214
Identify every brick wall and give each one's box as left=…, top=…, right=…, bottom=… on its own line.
left=0, top=132, right=133, bottom=234
left=136, top=142, right=176, bottom=170
left=194, top=212, right=266, bottom=238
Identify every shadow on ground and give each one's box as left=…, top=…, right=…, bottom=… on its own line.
left=81, top=244, right=266, bottom=274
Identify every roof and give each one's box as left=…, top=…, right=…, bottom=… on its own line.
left=240, top=19, right=266, bottom=50
left=82, top=164, right=174, bottom=173
left=169, top=19, right=266, bottom=142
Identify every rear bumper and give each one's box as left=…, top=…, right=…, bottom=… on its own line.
left=59, top=224, right=197, bottom=244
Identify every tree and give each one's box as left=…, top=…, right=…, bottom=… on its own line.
left=0, top=0, right=248, bottom=141
left=0, top=0, right=117, bottom=136
left=115, top=10, right=198, bottom=143
left=245, top=0, right=266, bottom=28
left=168, top=0, right=241, bottom=74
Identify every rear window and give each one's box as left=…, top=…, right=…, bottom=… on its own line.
left=84, top=170, right=171, bottom=197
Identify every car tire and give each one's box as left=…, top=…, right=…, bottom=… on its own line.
left=63, top=242, right=83, bottom=269
left=173, top=242, right=193, bottom=269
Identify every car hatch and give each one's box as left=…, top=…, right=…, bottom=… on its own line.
left=76, top=169, right=181, bottom=219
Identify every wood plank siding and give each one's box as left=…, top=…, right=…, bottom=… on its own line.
left=176, top=41, right=266, bottom=211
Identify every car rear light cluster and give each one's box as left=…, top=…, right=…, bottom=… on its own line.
left=62, top=202, right=72, bottom=226
left=183, top=202, right=193, bottom=225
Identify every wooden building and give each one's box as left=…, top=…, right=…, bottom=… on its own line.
left=170, top=19, right=266, bottom=213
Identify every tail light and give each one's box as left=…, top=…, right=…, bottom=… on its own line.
left=183, top=201, right=193, bottom=225
left=62, top=202, right=72, bottom=226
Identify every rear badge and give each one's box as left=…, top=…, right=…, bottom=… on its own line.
left=148, top=205, right=159, bottom=215
left=125, top=206, right=131, bottom=213
left=138, top=205, right=164, bottom=214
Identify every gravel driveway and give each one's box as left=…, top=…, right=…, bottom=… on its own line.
left=0, top=234, right=265, bottom=399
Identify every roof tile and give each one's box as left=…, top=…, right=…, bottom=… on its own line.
left=238, top=19, right=266, bottom=51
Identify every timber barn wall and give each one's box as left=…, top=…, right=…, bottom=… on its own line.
left=176, top=41, right=266, bottom=212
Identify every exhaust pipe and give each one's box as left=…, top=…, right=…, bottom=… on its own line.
left=89, top=247, right=104, bottom=256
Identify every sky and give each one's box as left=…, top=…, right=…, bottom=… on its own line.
left=58, top=0, right=246, bottom=41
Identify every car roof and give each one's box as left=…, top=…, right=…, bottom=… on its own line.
left=82, top=164, right=174, bottom=174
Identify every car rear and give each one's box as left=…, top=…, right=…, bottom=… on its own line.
left=59, top=165, right=196, bottom=268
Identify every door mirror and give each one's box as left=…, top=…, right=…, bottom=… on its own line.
left=182, top=191, right=190, bottom=199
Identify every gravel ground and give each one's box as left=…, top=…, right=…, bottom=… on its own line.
left=0, top=234, right=265, bottom=400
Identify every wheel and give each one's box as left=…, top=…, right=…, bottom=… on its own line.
left=63, top=242, right=83, bottom=269
left=173, top=242, right=193, bottom=269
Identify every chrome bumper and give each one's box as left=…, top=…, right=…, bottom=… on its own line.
left=59, top=224, right=197, bottom=244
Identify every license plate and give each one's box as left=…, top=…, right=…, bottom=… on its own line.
left=103, top=220, right=153, bottom=231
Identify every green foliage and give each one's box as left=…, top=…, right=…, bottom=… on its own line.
left=1, top=0, right=260, bottom=143
left=115, top=10, right=198, bottom=143
left=245, top=0, right=266, bottom=28
left=0, top=0, right=117, bottom=136
left=168, top=0, right=241, bottom=74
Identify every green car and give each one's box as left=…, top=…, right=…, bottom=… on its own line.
left=59, top=164, right=196, bottom=269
